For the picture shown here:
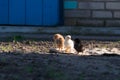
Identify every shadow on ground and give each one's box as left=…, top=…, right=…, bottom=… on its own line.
left=0, top=52, right=120, bottom=80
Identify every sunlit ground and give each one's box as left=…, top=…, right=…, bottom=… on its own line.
left=0, top=40, right=120, bottom=80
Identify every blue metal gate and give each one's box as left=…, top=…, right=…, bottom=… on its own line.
left=9, top=0, right=25, bottom=25
left=0, top=0, right=62, bottom=26
left=26, top=0, right=43, bottom=25
left=43, top=0, right=60, bottom=26
left=0, top=0, right=8, bottom=24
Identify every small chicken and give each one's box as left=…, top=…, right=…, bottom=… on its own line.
left=74, top=38, right=83, bottom=53
left=64, top=35, right=74, bottom=53
left=53, top=34, right=65, bottom=51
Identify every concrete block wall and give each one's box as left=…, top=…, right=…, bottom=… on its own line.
left=64, top=0, right=120, bottom=27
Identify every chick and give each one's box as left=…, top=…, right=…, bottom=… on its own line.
left=74, top=38, right=83, bottom=53
left=53, top=34, right=65, bottom=51
left=64, top=35, right=74, bottom=53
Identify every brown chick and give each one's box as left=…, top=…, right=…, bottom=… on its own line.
left=53, top=34, right=65, bottom=51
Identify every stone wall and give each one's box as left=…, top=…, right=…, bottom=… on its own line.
left=64, top=0, right=120, bottom=27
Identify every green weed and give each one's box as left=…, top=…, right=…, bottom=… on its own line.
left=13, top=35, right=23, bottom=42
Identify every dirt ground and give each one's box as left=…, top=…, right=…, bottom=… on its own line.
left=0, top=40, right=120, bottom=80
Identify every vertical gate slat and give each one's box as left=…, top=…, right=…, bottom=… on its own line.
left=43, top=0, right=60, bottom=26
left=9, top=0, right=25, bottom=25
left=0, top=0, right=9, bottom=24
left=26, top=0, right=43, bottom=25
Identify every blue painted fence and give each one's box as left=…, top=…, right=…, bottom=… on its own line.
left=0, top=0, right=62, bottom=26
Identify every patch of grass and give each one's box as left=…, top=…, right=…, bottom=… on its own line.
left=11, top=75, right=20, bottom=80
left=7, top=74, right=20, bottom=80
left=45, top=66, right=67, bottom=80
left=0, top=57, right=6, bottom=61
left=13, top=35, right=23, bottom=42
left=76, top=73, right=85, bottom=80
left=118, top=41, right=120, bottom=43
left=25, top=66, right=34, bottom=73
